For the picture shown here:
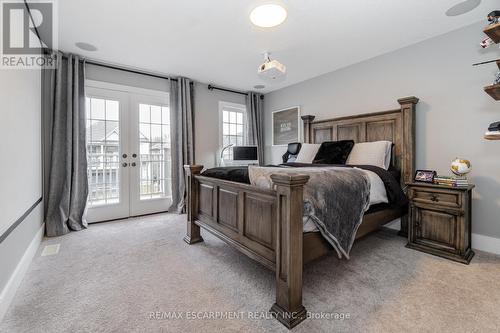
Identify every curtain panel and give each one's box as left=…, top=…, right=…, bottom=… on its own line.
left=246, top=92, right=264, bottom=165
left=169, top=78, right=195, bottom=213
left=43, top=53, right=89, bottom=236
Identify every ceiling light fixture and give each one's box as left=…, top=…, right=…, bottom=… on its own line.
left=75, top=42, right=98, bottom=52
left=253, top=84, right=265, bottom=89
left=250, top=4, right=287, bottom=28
left=445, top=0, right=481, bottom=17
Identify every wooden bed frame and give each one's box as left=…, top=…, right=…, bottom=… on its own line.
left=183, top=97, right=419, bottom=328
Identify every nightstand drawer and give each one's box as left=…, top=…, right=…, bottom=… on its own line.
left=409, top=187, right=461, bottom=208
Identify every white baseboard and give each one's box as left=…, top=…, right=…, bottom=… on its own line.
left=0, top=223, right=44, bottom=323
left=384, top=218, right=500, bottom=255
left=472, top=233, right=500, bottom=256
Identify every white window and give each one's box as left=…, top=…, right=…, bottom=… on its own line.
left=219, top=101, right=246, bottom=160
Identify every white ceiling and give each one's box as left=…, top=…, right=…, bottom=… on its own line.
left=57, top=0, right=496, bottom=93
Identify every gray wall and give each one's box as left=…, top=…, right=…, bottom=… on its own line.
left=0, top=69, right=43, bottom=293
left=86, top=64, right=169, bottom=91
left=193, top=82, right=246, bottom=168
left=264, top=21, right=500, bottom=239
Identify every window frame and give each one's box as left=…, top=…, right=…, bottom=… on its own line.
left=218, top=101, right=247, bottom=160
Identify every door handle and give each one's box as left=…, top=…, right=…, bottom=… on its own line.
left=122, top=162, right=128, bottom=167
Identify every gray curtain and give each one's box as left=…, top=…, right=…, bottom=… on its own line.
left=43, top=53, right=88, bottom=236
left=246, top=92, right=264, bottom=165
left=169, top=77, right=195, bottom=213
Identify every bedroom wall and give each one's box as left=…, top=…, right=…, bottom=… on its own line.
left=0, top=68, right=44, bottom=319
left=193, top=82, right=246, bottom=168
left=86, top=64, right=169, bottom=91
left=263, top=21, right=500, bottom=240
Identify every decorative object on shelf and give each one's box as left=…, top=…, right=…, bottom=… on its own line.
left=272, top=106, right=300, bottom=146
left=485, top=121, right=500, bottom=140
left=495, top=71, right=500, bottom=84
left=488, top=10, right=500, bottom=24
left=451, top=158, right=471, bottom=177
left=480, top=37, right=495, bottom=48
left=414, top=170, right=437, bottom=183
left=488, top=121, right=500, bottom=132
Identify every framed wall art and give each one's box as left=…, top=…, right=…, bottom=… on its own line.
left=272, top=106, right=300, bottom=146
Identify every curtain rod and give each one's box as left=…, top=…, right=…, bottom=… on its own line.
left=208, top=84, right=264, bottom=99
left=84, top=59, right=182, bottom=82
left=208, top=84, right=246, bottom=96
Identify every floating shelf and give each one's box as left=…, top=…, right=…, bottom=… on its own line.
left=485, top=134, right=500, bottom=140
left=484, top=84, right=500, bottom=100
left=484, top=22, right=500, bottom=43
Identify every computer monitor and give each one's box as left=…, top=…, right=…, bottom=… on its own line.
left=233, top=146, right=258, bottom=161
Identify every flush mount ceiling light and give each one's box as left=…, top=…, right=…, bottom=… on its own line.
left=445, top=0, right=481, bottom=16
left=250, top=4, right=287, bottom=28
left=75, top=42, right=98, bottom=52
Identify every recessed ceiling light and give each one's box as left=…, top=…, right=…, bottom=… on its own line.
left=445, top=0, right=481, bottom=16
left=250, top=4, right=287, bottom=28
left=75, top=42, right=98, bottom=52
left=254, top=84, right=265, bottom=89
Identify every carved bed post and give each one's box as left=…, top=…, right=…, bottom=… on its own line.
left=183, top=165, right=204, bottom=244
left=301, top=115, right=315, bottom=143
left=270, top=174, right=310, bottom=329
left=397, top=97, right=419, bottom=237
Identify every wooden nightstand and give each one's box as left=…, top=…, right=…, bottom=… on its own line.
left=406, top=182, right=475, bottom=264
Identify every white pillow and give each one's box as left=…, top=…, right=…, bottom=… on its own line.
left=295, top=144, right=321, bottom=163
left=346, top=141, right=392, bottom=169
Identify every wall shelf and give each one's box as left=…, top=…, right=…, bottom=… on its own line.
left=484, top=84, right=500, bottom=100
left=485, top=134, right=500, bottom=140
left=484, top=22, right=500, bottom=43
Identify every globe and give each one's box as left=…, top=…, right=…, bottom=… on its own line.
left=451, top=158, right=471, bottom=177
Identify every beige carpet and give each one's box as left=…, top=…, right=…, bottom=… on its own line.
left=1, top=213, right=500, bottom=333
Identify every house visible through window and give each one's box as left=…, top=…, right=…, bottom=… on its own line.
left=220, top=102, right=246, bottom=160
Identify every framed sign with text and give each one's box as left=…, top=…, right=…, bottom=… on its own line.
left=272, top=106, right=300, bottom=146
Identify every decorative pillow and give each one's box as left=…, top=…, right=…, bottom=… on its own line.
left=346, top=140, right=392, bottom=169
left=312, top=140, right=355, bottom=164
left=295, top=144, right=321, bottom=163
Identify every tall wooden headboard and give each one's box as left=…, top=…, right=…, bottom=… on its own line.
left=301, top=97, right=419, bottom=186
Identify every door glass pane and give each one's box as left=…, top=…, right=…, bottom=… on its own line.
left=86, top=96, right=121, bottom=206
left=138, top=103, right=172, bottom=200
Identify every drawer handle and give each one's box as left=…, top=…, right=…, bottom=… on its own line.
left=430, top=194, right=439, bottom=202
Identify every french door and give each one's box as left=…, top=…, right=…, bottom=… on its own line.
left=85, top=81, right=171, bottom=223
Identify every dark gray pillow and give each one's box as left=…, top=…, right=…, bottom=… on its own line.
left=313, top=140, right=355, bottom=164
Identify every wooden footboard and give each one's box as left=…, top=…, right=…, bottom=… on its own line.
left=182, top=97, right=416, bottom=329
left=184, top=165, right=309, bottom=328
